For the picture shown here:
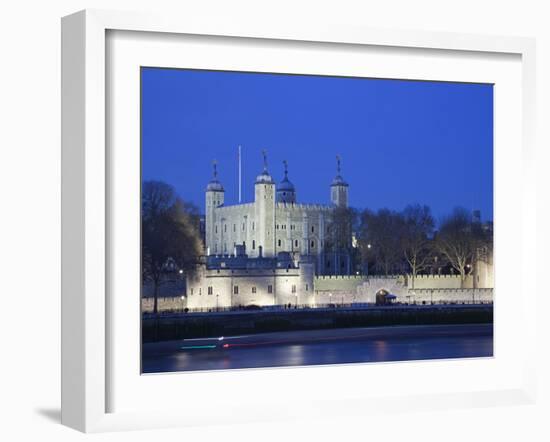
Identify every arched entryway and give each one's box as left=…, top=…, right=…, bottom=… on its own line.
left=375, top=289, right=396, bottom=305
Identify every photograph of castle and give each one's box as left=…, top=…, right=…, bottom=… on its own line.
left=140, top=67, right=494, bottom=373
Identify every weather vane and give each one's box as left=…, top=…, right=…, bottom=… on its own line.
left=283, top=160, right=288, bottom=177
left=212, top=159, right=218, bottom=178
left=262, top=149, right=268, bottom=171
left=336, top=155, right=341, bottom=174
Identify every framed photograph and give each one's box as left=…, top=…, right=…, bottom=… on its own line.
left=61, top=9, right=537, bottom=432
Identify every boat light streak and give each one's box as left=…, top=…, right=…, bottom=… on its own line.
left=180, top=345, right=217, bottom=350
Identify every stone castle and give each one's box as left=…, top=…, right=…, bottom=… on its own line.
left=182, top=153, right=494, bottom=311
left=204, top=152, right=352, bottom=275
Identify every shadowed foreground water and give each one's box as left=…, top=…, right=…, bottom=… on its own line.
left=142, top=324, right=493, bottom=373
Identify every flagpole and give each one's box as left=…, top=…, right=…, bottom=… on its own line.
left=238, top=145, right=242, bottom=203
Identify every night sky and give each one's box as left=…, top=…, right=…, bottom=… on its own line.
left=141, top=67, right=493, bottom=223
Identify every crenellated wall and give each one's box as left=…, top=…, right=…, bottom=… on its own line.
left=146, top=271, right=494, bottom=312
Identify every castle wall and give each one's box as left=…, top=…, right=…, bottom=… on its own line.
left=313, top=274, right=493, bottom=305
left=408, top=273, right=493, bottom=290
left=185, top=270, right=494, bottom=310
left=208, top=203, right=255, bottom=255
left=142, top=297, right=185, bottom=313
left=186, top=262, right=315, bottom=309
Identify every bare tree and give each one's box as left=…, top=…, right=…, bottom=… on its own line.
left=324, top=207, right=358, bottom=274
left=435, top=207, right=479, bottom=288
left=326, top=207, right=356, bottom=250
left=401, top=204, right=435, bottom=288
left=358, top=208, right=405, bottom=276
left=142, top=180, right=202, bottom=315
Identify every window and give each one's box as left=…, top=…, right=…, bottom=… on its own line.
left=215, top=226, right=218, bottom=233
left=190, top=288, right=194, bottom=295
left=233, top=286, right=239, bottom=295
left=268, top=285, right=273, bottom=294
left=242, top=223, right=245, bottom=231
left=224, top=243, right=227, bottom=252
left=278, top=239, right=282, bottom=247
left=327, top=260, right=331, bottom=268
left=233, top=224, right=236, bottom=232
left=208, top=286, right=213, bottom=295
left=291, top=285, right=296, bottom=293
left=276, top=224, right=279, bottom=230
left=224, top=224, right=227, bottom=232
left=199, top=288, right=202, bottom=295
left=252, top=240, right=256, bottom=249
left=311, top=226, right=315, bottom=233
left=311, top=240, right=315, bottom=248
left=252, top=287, right=257, bottom=294
left=252, top=222, right=255, bottom=230
left=305, top=284, right=309, bottom=292
left=295, top=240, right=298, bottom=247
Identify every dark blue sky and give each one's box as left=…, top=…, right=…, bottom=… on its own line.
left=142, top=68, right=493, bottom=222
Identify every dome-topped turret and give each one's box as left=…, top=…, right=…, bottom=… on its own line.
left=206, top=160, right=224, bottom=192
left=255, top=149, right=275, bottom=184
left=277, top=160, right=296, bottom=203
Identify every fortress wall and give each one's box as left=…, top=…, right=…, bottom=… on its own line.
left=143, top=287, right=494, bottom=312
left=181, top=270, right=494, bottom=310
left=186, top=263, right=315, bottom=309
left=403, top=288, right=493, bottom=304
left=314, top=275, right=366, bottom=292
left=142, top=297, right=184, bottom=313
left=409, top=274, right=476, bottom=289
left=314, top=276, right=493, bottom=305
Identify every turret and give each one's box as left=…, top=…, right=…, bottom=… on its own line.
left=205, top=160, right=224, bottom=255
left=330, top=155, right=349, bottom=207
left=254, top=150, right=276, bottom=257
left=276, top=160, right=296, bottom=203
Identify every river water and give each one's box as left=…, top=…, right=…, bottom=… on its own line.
left=142, top=323, right=493, bottom=373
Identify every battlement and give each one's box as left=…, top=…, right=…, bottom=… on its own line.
left=215, top=202, right=255, bottom=212
left=276, top=202, right=333, bottom=211
left=315, top=275, right=365, bottom=281
left=315, top=274, right=404, bottom=280
left=409, top=274, right=463, bottom=279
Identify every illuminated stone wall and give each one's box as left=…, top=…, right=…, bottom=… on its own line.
left=186, top=261, right=316, bottom=309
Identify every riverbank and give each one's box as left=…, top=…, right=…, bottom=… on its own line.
left=142, top=323, right=493, bottom=373
left=142, top=304, right=493, bottom=343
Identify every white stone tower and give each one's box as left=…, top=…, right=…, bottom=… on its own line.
left=205, top=160, right=224, bottom=255
left=330, top=155, right=349, bottom=207
left=254, top=150, right=276, bottom=257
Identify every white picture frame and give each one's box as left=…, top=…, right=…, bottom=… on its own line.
left=61, top=9, right=537, bottom=433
